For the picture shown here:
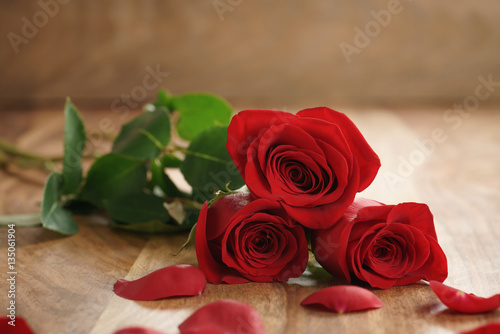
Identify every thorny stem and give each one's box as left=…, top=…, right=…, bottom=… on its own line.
left=0, top=137, right=59, bottom=161
left=0, top=138, right=98, bottom=172
left=171, top=146, right=227, bottom=164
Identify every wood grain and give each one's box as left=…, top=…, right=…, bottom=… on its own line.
left=0, top=107, right=499, bottom=333
left=1, top=1, right=500, bottom=107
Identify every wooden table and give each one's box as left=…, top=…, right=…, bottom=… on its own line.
left=0, top=106, right=499, bottom=333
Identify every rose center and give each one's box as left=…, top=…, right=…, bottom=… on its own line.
left=253, top=235, right=269, bottom=251
left=373, top=247, right=388, bottom=258
left=283, top=160, right=325, bottom=192
left=371, top=237, right=402, bottom=261
left=245, top=229, right=277, bottom=256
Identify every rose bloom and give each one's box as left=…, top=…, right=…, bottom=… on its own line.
left=226, top=107, right=380, bottom=229
left=312, top=198, right=448, bottom=289
left=195, top=193, right=308, bottom=284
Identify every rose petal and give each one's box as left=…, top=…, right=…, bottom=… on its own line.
left=114, top=327, right=165, bottom=334
left=227, top=109, right=297, bottom=176
left=282, top=168, right=358, bottom=230
left=0, top=316, right=35, bottom=334
left=430, top=281, right=500, bottom=313
left=196, top=200, right=250, bottom=284
left=113, top=264, right=206, bottom=301
left=296, top=106, right=380, bottom=190
left=401, top=238, right=447, bottom=284
left=460, top=323, right=500, bottom=334
left=179, top=299, right=265, bottom=334
left=300, top=285, right=384, bottom=313
left=386, top=202, right=438, bottom=240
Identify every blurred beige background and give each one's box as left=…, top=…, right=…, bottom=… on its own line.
left=1, top=0, right=500, bottom=109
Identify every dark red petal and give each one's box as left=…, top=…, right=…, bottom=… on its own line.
left=311, top=208, right=359, bottom=282
left=113, top=264, right=206, bottom=301
left=227, top=109, right=297, bottom=177
left=179, top=299, right=265, bottom=334
left=0, top=316, right=35, bottom=334
left=282, top=162, right=359, bottom=229
left=205, top=193, right=253, bottom=240
left=460, top=323, right=500, bottom=334
left=430, top=281, right=500, bottom=313
left=195, top=201, right=249, bottom=284
left=296, top=106, right=380, bottom=191
left=300, top=285, right=384, bottom=313
left=114, top=327, right=165, bottom=334
left=219, top=199, right=309, bottom=282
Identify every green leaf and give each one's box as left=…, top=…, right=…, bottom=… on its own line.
left=105, top=192, right=169, bottom=224
left=41, top=173, right=79, bottom=235
left=172, top=93, right=232, bottom=141
left=0, top=213, right=41, bottom=227
left=150, top=157, right=184, bottom=197
left=152, top=90, right=172, bottom=109
left=63, top=200, right=99, bottom=215
left=176, top=223, right=196, bottom=255
left=62, top=98, right=87, bottom=194
left=112, top=205, right=197, bottom=234
left=184, top=207, right=200, bottom=228
left=111, top=220, right=186, bottom=234
left=180, top=125, right=245, bottom=201
left=305, top=261, right=335, bottom=281
left=161, top=153, right=182, bottom=168
left=80, top=153, right=147, bottom=206
left=112, top=108, right=171, bottom=160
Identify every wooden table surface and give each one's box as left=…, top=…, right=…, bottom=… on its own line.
left=0, top=106, right=499, bottom=334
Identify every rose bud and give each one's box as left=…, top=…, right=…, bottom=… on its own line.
left=312, top=198, right=448, bottom=289
left=195, top=193, right=309, bottom=284
left=226, top=107, right=380, bottom=229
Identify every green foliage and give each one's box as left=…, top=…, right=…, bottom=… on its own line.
left=176, top=223, right=197, bottom=254
left=171, top=93, right=232, bottom=141
left=41, top=173, right=79, bottom=235
left=112, top=107, right=171, bottom=160
left=62, top=99, right=86, bottom=195
left=160, top=153, right=182, bottom=168
left=152, top=90, right=172, bottom=110
left=150, top=157, right=185, bottom=198
left=112, top=220, right=188, bottom=234
left=0, top=213, right=41, bottom=227
left=33, top=89, right=246, bottom=236
left=80, top=153, right=147, bottom=206
left=181, top=125, right=245, bottom=201
left=105, top=192, right=169, bottom=224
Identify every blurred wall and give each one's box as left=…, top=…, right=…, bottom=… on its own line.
left=1, top=0, right=500, bottom=108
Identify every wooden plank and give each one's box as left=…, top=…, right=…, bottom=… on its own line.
left=0, top=108, right=499, bottom=333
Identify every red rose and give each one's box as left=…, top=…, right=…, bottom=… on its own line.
left=195, top=193, right=308, bottom=284
left=226, top=107, right=380, bottom=229
left=312, top=198, right=448, bottom=289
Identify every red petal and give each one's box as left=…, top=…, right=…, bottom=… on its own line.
left=195, top=200, right=251, bottom=284
left=114, top=327, right=165, bottom=334
left=227, top=109, right=297, bottom=177
left=300, top=285, right=384, bottom=313
left=460, top=323, right=500, bottom=334
left=114, top=264, right=206, bottom=301
left=386, top=202, right=438, bottom=240
left=0, top=316, right=35, bottom=334
left=296, top=106, right=380, bottom=191
left=430, top=281, right=500, bottom=313
left=179, top=299, right=265, bottom=334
